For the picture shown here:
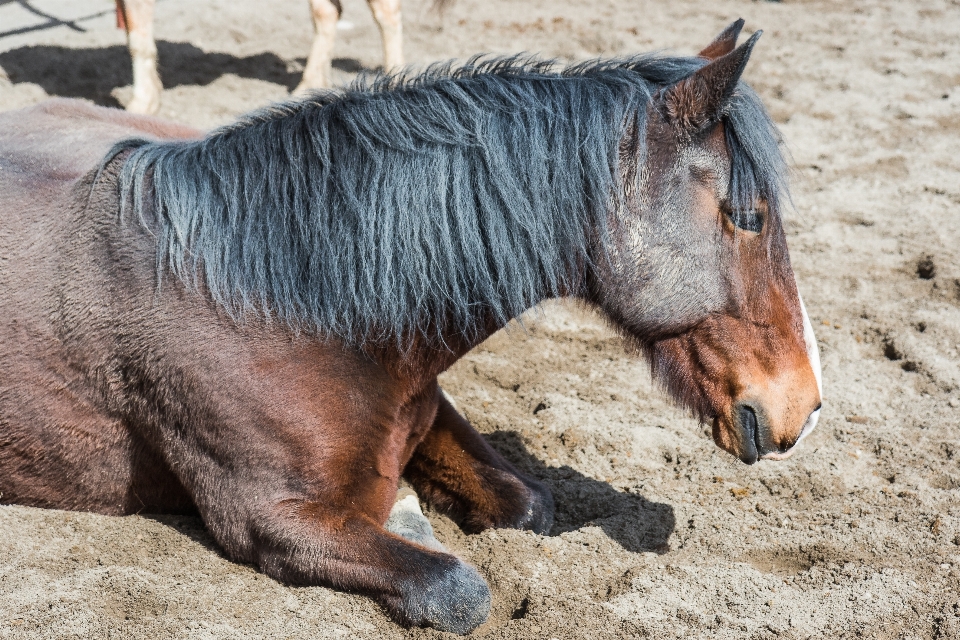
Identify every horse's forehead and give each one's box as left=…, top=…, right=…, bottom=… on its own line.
left=679, top=124, right=729, bottom=166
left=647, top=120, right=730, bottom=179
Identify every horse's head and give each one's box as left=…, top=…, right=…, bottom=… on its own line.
left=597, top=21, right=821, bottom=464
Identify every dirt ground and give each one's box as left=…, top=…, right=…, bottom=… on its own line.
left=2, top=0, right=960, bottom=638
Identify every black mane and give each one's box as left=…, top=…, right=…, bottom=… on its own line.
left=112, top=55, right=788, bottom=345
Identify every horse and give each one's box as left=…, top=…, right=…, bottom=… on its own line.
left=0, top=20, right=821, bottom=634
left=115, top=0, right=404, bottom=114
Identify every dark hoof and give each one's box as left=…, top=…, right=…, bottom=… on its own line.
left=398, top=558, right=491, bottom=634
left=519, top=478, right=555, bottom=534
left=472, top=473, right=554, bottom=535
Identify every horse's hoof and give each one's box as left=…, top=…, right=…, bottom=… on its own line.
left=518, top=478, right=555, bottom=535
left=462, top=473, right=555, bottom=535
left=385, top=489, right=445, bottom=551
left=401, top=558, right=491, bottom=635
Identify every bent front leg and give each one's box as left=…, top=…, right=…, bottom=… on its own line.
left=404, top=393, right=554, bottom=534
left=118, top=0, right=162, bottom=114
left=251, top=499, right=489, bottom=634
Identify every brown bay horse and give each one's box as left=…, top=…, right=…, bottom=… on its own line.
left=0, top=22, right=821, bottom=634
left=116, top=0, right=403, bottom=114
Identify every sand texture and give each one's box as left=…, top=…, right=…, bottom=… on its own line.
left=1, top=0, right=960, bottom=637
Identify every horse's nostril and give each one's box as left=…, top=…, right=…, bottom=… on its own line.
left=738, top=405, right=760, bottom=464
left=739, top=405, right=758, bottom=442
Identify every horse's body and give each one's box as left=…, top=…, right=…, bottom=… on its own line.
left=0, top=23, right=821, bottom=633
left=116, top=0, right=403, bottom=114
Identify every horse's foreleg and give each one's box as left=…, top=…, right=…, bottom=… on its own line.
left=247, top=483, right=490, bottom=633
left=403, top=393, right=555, bottom=534
left=296, top=0, right=340, bottom=93
left=366, top=0, right=403, bottom=72
left=119, top=0, right=162, bottom=114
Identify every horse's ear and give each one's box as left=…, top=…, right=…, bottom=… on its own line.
left=661, top=30, right=761, bottom=132
left=698, top=19, right=745, bottom=60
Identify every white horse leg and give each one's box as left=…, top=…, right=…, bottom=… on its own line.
left=296, top=0, right=340, bottom=93
left=385, top=488, right=445, bottom=551
left=120, top=0, right=162, bottom=114
left=366, top=0, right=403, bottom=72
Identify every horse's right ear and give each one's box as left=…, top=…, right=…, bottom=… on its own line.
left=660, top=30, right=761, bottom=133
left=698, top=19, right=745, bottom=60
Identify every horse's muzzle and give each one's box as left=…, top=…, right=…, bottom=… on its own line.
left=732, top=401, right=822, bottom=464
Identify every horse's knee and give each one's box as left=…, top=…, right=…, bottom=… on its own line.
left=367, top=0, right=401, bottom=30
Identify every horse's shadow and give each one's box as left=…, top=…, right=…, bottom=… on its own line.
left=143, top=513, right=223, bottom=556
left=0, top=42, right=366, bottom=108
left=484, top=430, right=675, bottom=554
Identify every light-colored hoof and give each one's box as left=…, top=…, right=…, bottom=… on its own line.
left=386, top=488, right=445, bottom=551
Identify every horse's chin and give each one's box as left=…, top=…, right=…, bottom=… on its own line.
left=759, top=450, right=796, bottom=461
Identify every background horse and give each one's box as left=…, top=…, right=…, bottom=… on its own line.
left=116, top=0, right=404, bottom=113
left=0, top=22, right=820, bottom=634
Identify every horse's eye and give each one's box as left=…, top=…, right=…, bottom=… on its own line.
left=727, top=208, right=764, bottom=233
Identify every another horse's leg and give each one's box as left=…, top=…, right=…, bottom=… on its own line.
left=366, top=0, right=404, bottom=72
left=295, top=0, right=340, bottom=93
left=118, top=0, right=162, bottom=114
left=404, top=393, right=555, bottom=534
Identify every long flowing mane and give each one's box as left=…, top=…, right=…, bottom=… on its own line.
left=110, top=55, right=787, bottom=346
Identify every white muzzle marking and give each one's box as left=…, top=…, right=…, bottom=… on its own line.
left=760, top=291, right=822, bottom=461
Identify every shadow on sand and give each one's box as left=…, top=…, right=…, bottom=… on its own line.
left=0, top=42, right=366, bottom=107
left=143, top=513, right=224, bottom=555
left=484, top=430, right=675, bottom=554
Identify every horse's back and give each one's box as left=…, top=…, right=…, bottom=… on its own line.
left=0, top=98, right=200, bottom=184
left=0, top=98, right=199, bottom=309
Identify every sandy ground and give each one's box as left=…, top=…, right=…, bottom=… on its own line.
left=2, top=0, right=960, bottom=637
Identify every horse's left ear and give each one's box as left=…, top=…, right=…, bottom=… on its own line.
left=698, top=19, right=745, bottom=60
left=662, top=30, right=761, bottom=133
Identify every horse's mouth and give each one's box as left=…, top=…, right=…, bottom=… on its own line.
left=711, top=406, right=768, bottom=465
